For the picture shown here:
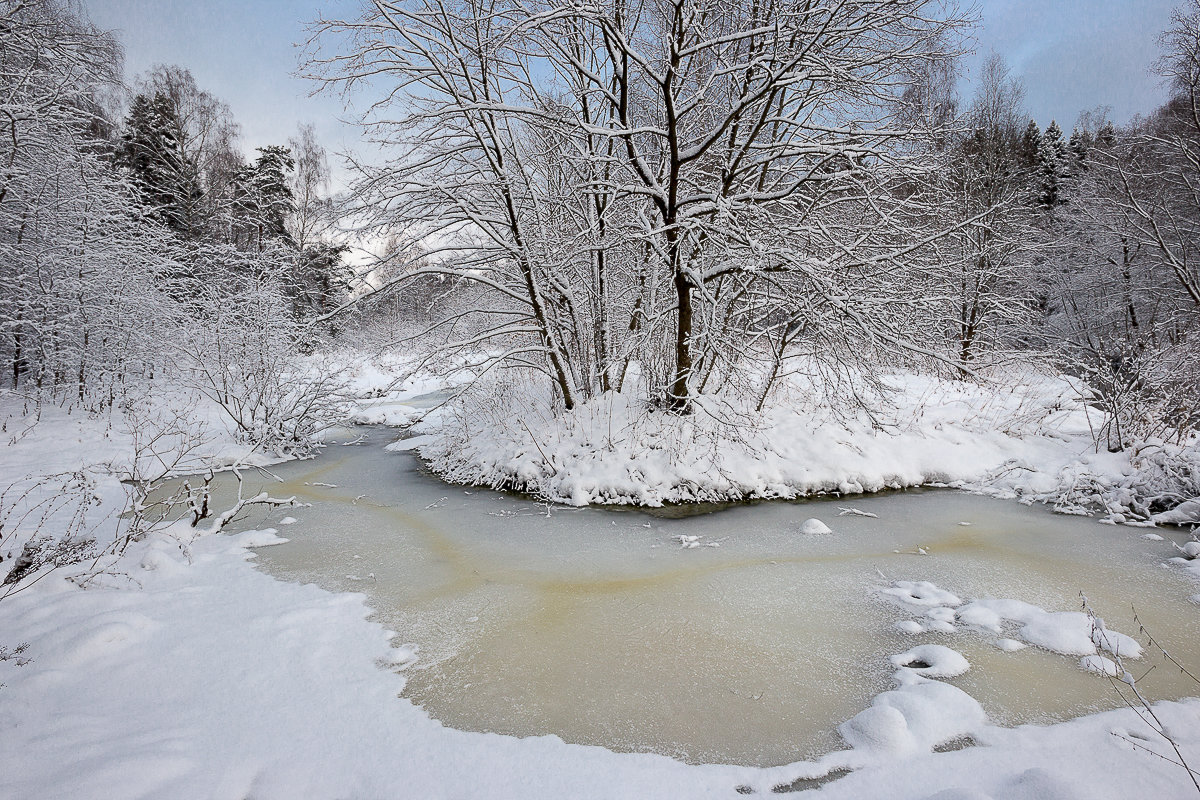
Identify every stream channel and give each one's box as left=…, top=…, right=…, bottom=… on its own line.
left=186, top=424, right=1200, bottom=767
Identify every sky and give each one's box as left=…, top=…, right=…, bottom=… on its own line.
left=961, top=0, right=1179, bottom=127
left=86, top=0, right=364, bottom=185
left=86, top=0, right=1182, bottom=186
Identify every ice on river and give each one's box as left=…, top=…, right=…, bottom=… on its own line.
left=232, top=432, right=1200, bottom=768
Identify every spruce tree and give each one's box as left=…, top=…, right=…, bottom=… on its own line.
left=1036, top=129, right=1064, bottom=207
left=119, top=92, right=202, bottom=235
left=1044, top=120, right=1068, bottom=162
left=232, top=146, right=296, bottom=251
left=1069, top=127, right=1092, bottom=163
left=252, top=145, right=296, bottom=245
left=1019, top=119, right=1043, bottom=168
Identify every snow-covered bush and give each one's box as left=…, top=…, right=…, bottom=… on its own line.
left=172, top=255, right=347, bottom=455
left=0, top=472, right=100, bottom=600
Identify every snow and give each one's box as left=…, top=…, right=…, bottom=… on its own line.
left=890, top=645, right=972, bottom=678
left=1080, top=655, right=1121, bottom=677
left=838, top=670, right=986, bottom=755
left=385, top=433, right=437, bottom=452
left=230, top=528, right=289, bottom=548
left=955, top=598, right=1143, bottom=659
left=1175, top=540, right=1200, bottom=559
left=321, top=356, right=1200, bottom=529
left=1154, top=498, right=1200, bottom=526
left=799, top=518, right=834, bottom=534
left=382, top=365, right=1197, bottom=526
left=995, top=639, right=1027, bottom=652
left=882, top=580, right=964, bottom=609
left=838, top=507, right=879, bottom=518
left=924, top=606, right=959, bottom=633
left=880, top=581, right=1145, bottom=667
left=4, top=370, right=1200, bottom=799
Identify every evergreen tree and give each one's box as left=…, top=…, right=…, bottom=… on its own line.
left=251, top=145, right=296, bottom=245
left=1036, top=120, right=1068, bottom=207
left=1069, top=126, right=1093, bottom=165
left=232, top=145, right=295, bottom=251
left=1019, top=119, right=1043, bottom=168
left=1044, top=120, right=1068, bottom=161
left=118, top=92, right=203, bottom=235
left=292, top=242, right=352, bottom=320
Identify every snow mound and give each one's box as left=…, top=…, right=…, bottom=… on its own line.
left=881, top=581, right=963, bottom=608
left=1174, top=540, right=1200, bottom=559
left=956, top=598, right=1142, bottom=659
left=799, top=518, right=833, bottom=535
left=385, top=434, right=437, bottom=453
left=838, top=507, right=878, bottom=518
left=408, top=367, right=1167, bottom=511
left=1154, top=498, right=1200, bottom=526
left=925, top=606, right=958, bottom=633
left=347, top=404, right=423, bottom=427
left=995, top=639, right=1027, bottom=652
left=229, top=529, right=289, bottom=549
left=890, top=645, right=970, bottom=678
left=1079, top=655, right=1120, bottom=677
left=838, top=671, right=986, bottom=755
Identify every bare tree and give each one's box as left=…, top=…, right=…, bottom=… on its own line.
left=1055, top=2, right=1200, bottom=447
left=940, top=54, right=1039, bottom=369
left=309, top=0, right=968, bottom=417
left=0, top=0, right=187, bottom=406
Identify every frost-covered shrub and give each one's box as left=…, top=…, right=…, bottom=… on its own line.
left=173, top=257, right=346, bottom=455
left=0, top=472, right=100, bottom=599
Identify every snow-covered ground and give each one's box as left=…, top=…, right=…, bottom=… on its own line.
left=392, top=362, right=1200, bottom=526
left=4, top=512, right=1200, bottom=799
left=3, top=358, right=1200, bottom=799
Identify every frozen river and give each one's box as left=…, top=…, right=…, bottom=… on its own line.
left=201, top=426, right=1200, bottom=767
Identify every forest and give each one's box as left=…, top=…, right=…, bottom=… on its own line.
left=4, top=0, right=1200, bottom=797
left=4, top=0, right=1198, bottom=488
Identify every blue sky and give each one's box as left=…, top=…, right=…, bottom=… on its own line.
left=86, top=0, right=1181, bottom=182
left=962, top=0, right=1178, bottom=127
left=87, top=0, right=362, bottom=183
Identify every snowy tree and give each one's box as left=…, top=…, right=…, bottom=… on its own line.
left=284, top=124, right=350, bottom=321
left=1042, top=2, right=1200, bottom=446
left=1069, top=127, right=1092, bottom=165
left=0, top=0, right=176, bottom=403
left=135, top=65, right=243, bottom=241
left=232, top=145, right=296, bottom=252
left=120, top=92, right=203, bottom=235
left=310, top=0, right=969, bottom=414
left=1036, top=120, right=1067, bottom=207
left=286, top=123, right=333, bottom=251
left=1018, top=119, right=1043, bottom=169
left=940, top=55, right=1039, bottom=368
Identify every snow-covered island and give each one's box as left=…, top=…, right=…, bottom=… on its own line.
left=4, top=0, right=1200, bottom=798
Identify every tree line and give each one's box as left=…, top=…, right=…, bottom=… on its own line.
left=4, top=0, right=1199, bottom=459
left=1, top=0, right=348, bottom=447
left=312, top=0, right=1200, bottom=453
